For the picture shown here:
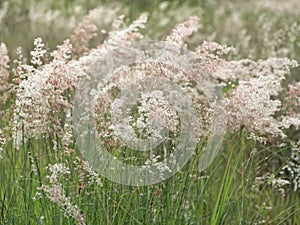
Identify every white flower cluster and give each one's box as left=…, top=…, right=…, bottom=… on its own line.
left=46, top=163, right=71, bottom=184
left=37, top=163, right=86, bottom=225
left=221, top=58, right=299, bottom=142
left=89, top=57, right=209, bottom=153
left=13, top=39, right=82, bottom=149
left=224, top=75, right=284, bottom=141
left=166, top=16, right=199, bottom=45
left=74, top=157, right=103, bottom=188
left=11, top=10, right=150, bottom=150
left=253, top=173, right=290, bottom=196
left=39, top=183, right=86, bottom=225
left=30, top=37, right=46, bottom=66
left=281, top=82, right=300, bottom=130
left=281, top=141, right=300, bottom=192
left=0, top=42, right=10, bottom=104
left=133, top=91, right=179, bottom=137
left=216, top=58, right=298, bottom=82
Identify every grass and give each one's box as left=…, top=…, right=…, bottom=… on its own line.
left=0, top=0, right=300, bottom=224
left=1, top=130, right=299, bottom=224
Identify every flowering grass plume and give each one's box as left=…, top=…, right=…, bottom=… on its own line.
left=0, top=2, right=299, bottom=224
left=0, top=43, right=10, bottom=104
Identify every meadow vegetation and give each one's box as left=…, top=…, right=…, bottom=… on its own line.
left=0, top=0, right=299, bottom=224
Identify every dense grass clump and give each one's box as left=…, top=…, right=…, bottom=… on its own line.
left=0, top=0, right=299, bottom=224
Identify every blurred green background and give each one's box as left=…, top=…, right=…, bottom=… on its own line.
left=1, top=0, right=299, bottom=83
